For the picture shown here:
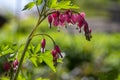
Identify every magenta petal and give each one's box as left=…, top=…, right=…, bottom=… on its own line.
left=71, top=14, right=78, bottom=24
left=80, top=12, right=86, bottom=18
left=53, top=19, right=59, bottom=26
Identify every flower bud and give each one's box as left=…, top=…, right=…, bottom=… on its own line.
left=48, top=15, right=53, bottom=28
left=51, top=49, right=57, bottom=57
left=13, top=59, right=19, bottom=68
left=84, top=21, right=92, bottom=41
left=41, top=38, right=46, bottom=53
left=3, top=62, right=10, bottom=71
left=55, top=45, right=63, bottom=58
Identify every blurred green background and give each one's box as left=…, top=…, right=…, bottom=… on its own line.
left=0, top=0, right=120, bottom=80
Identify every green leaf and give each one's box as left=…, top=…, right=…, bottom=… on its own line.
left=47, top=0, right=57, bottom=8
left=36, top=77, right=50, bottom=80
left=57, top=58, right=63, bottom=63
left=36, top=0, right=43, bottom=5
left=34, top=44, right=40, bottom=54
left=47, top=0, right=79, bottom=10
left=30, top=57, right=38, bottom=67
left=41, top=51, right=56, bottom=72
left=23, top=2, right=35, bottom=10
left=18, top=74, right=26, bottom=80
left=38, top=55, right=43, bottom=63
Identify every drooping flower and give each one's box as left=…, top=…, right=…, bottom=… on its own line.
left=54, top=45, right=63, bottom=58
left=41, top=38, right=46, bottom=53
left=84, top=21, right=92, bottom=41
left=48, top=15, right=53, bottom=28
left=3, top=62, right=11, bottom=71
left=12, top=59, right=19, bottom=71
left=59, top=13, right=66, bottom=26
left=71, top=14, right=78, bottom=24
left=65, top=10, right=73, bottom=24
left=51, top=49, right=59, bottom=66
left=77, top=13, right=85, bottom=28
left=52, top=11, right=60, bottom=21
left=47, top=10, right=92, bottom=41
left=53, top=18, right=59, bottom=26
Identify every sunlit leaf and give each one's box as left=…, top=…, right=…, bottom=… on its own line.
left=34, top=44, right=40, bottom=54
left=36, top=77, right=50, bottom=80
left=23, top=2, right=35, bottom=10
left=47, top=0, right=79, bottom=10
left=30, top=57, right=38, bottom=67
left=18, top=74, right=26, bottom=80
left=0, top=77, right=9, bottom=80
left=57, top=58, right=63, bottom=63
left=41, top=51, right=56, bottom=72
left=47, top=0, right=57, bottom=8
left=36, top=0, right=43, bottom=5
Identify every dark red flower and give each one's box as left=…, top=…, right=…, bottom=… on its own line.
left=77, top=14, right=85, bottom=28
left=48, top=15, right=53, bottom=28
left=51, top=49, right=59, bottom=67
left=3, top=62, right=11, bottom=71
left=84, top=21, right=92, bottom=41
left=41, top=38, right=46, bottom=53
left=55, top=45, right=63, bottom=58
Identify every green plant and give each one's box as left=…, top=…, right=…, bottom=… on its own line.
left=0, top=0, right=92, bottom=80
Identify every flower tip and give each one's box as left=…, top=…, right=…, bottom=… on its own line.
left=80, top=12, right=86, bottom=18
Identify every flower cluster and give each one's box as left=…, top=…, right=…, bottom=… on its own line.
left=48, top=10, right=92, bottom=41
left=3, top=59, right=19, bottom=72
left=40, top=38, right=63, bottom=66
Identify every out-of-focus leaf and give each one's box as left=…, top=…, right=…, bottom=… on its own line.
left=23, top=2, right=35, bottom=10
left=36, top=77, right=50, bottom=80
left=47, top=0, right=57, bottom=8
left=57, top=58, right=63, bottom=63
left=3, top=48, right=14, bottom=54
left=34, top=44, right=40, bottom=54
left=0, top=77, right=9, bottom=80
left=3, top=45, right=9, bottom=51
left=38, top=55, right=43, bottom=63
left=30, top=57, right=38, bottom=67
left=36, top=0, right=43, bottom=5
left=47, top=0, right=79, bottom=9
left=41, top=51, right=56, bottom=72
left=18, top=74, right=26, bottom=80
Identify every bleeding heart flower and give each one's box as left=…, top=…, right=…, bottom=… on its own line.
left=55, top=45, right=63, bottom=58
left=41, top=38, right=46, bottom=53
left=48, top=15, right=53, bottom=28
left=84, top=21, right=92, bottom=41
left=77, top=14, right=85, bottom=28
left=3, top=62, right=11, bottom=71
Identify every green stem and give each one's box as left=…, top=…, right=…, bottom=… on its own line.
left=33, top=33, right=56, bottom=46
left=13, top=16, right=44, bottom=80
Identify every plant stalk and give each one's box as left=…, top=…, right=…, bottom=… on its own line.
left=13, top=16, right=41, bottom=80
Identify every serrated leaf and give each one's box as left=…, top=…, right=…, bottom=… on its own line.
left=41, top=51, right=56, bottom=72
left=36, top=0, right=43, bottom=5
left=30, top=57, right=38, bottom=67
left=23, top=2, right=35, bottom=10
